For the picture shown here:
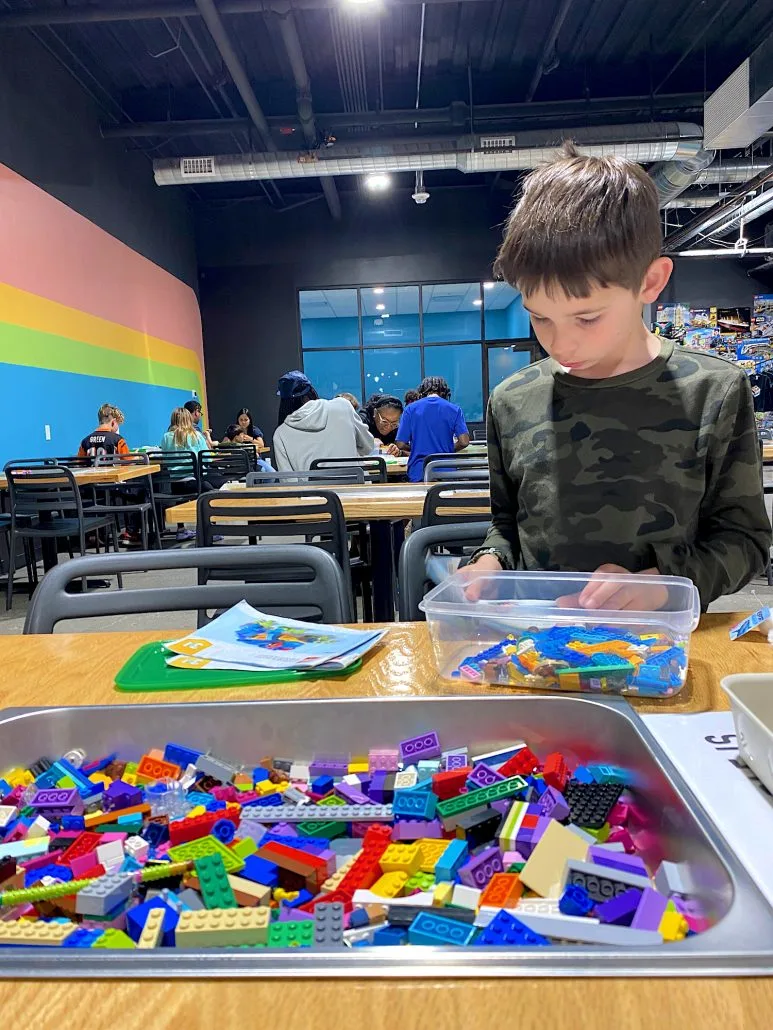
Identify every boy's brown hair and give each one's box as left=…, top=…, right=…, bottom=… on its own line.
left=494, top=141, right=662, bottom=299
left=97, top=403, right=125, bottom=425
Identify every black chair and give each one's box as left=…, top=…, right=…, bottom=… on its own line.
left=424, top=460, right=489, bottom=483
left=310, top=456, right=387, bottom=484
left=398, top=522, right=491, bottom=621
left=23, top=545, right=350, bottom=632
left=0, top=513, right=36, bottom=606
left=219, top=442, right=260, bottom=470
left=196, top=489, right=355, bottom=621
left=422, top=452, right=489, bottom=473
left=86, top=453, right=161, bottom=550
left=420, top=482, right=491, bottom=528
left=144, top=451, right=200, bottom=537
left=4, top=464, right=122, bottom=610
left=246, top=469, right=366, bottom=486
left=4, top=455, right=93, bottom=470
left=199, top=448, right=250, bottom=486
left=472, top=429, right=487, bottom=442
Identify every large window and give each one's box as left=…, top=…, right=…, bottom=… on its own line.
left=300, top=282, right=535, bottom=421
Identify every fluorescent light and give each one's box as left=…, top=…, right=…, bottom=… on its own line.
left=680, top=247, right=773, bottom=257
left=376, top=303, right=385, bottom=311
left=373, top=287, right=384, bottom=294
left=365, top=173, right=391, bottom=192
left=483, top=281, right=495, bottom=290
left=382, top=313, right=390, bottom=318
left=473, top=298, right=482, bottom=306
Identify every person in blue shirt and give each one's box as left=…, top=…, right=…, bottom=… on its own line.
left=395, top=376, right=470, bottom=482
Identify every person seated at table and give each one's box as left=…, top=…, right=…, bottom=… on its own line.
left=184, top=399, right=217, bottom=448
left=223, top=408, right=265, bottom=449
left=395, top=377, right=470, bottom=482
left=159, top=408, right=225, bottom=541
left=404, top=389, right=420, bottom=407
left=272, top=370, right=374, bottom=471
left=363, top=394, right=404, bottom=457
left=77, top=404, right=130, bottom=459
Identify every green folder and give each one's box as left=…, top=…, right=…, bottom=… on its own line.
left=114, top=640, right=361, bottom=693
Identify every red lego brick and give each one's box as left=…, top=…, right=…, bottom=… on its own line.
left=297, top=888, right=353, bottom=915
left=361, top=824, right=392, bottom=852
left=432, top=767, right=472, bottom=801
left=542, top=752, right=570, bottom=793
left=522, top=814, right=539, bottom=829
left=169, top=812, right=220, bottom=847
left=499, top=747, right=541, bottom=778
left=136, top=754, right=182, bottom=783
left=60, top=832, right=101, bottom=866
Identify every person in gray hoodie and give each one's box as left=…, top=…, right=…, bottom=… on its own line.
left=272, top=370, right=375, bottom=471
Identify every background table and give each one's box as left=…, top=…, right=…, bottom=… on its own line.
left=0, top=464, right=160, bottom=491
left=2, top=613, right=772, bottom=1028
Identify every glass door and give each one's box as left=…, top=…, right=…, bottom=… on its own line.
left=484, top=342, right=540, bottom=401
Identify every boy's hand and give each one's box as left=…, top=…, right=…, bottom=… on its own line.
left=557, top=564, right=668, bottom=611
left=384, top=443, right=401, bottom=457
left=460, top=552, right=504, bottom=601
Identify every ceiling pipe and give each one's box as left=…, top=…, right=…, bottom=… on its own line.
left=192, top=0, right=274, bottom=152
left=275, top=8, right=341, bottom=219
left=525, top=0, right=576, bottom=103
left=649, top=148, right=716, bottom=206
left=663, top=164, right=773, bottom=252
left=0, top=0, right=500, bottom=28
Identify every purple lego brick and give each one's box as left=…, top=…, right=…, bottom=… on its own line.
left=103, top=781, right=143, bottom=812
left=309, top=756, right=348, bottom=778
left=272, top=822, right=299, bottom=837
left=443, top=753, right=468, bottom=772
left=589, top=847, right=647, bottom=876
left=31, top=787, right=84, bottom=816
left=458, top=845, right=503, bottom=889
left=368, top=771, right=389, bottom=804
left=540, top=786, right=570, bottom=822
left=335, top=783, right=371, bottom=806
left=399, top=732, right=442, bottom=764
left=596, top=887, right=643, bottom=926
left=491, top=799, right=511, bottom=816
left=466, top=763, right=505, bottom=790
left=391, top=819, right=443, bottom=841
left=631, top=887, right=668, bottom=931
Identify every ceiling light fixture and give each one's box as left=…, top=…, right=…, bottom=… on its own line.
left=483, top=282, right=495, bottom=290
left=376, top=303, right=386, bottom=311
left=364, top=173, right=391, bottom=192
left=473, top=299, right=482, bottom=306
left=373, top=287, right=384, bottom=294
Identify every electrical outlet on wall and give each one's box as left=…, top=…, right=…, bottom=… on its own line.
left=44, top=425, right=51, bottom=441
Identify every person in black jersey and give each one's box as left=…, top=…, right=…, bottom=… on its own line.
left=77, top=404, right=129, bottom=458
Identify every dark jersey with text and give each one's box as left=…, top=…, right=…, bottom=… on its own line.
left=77, top=430, right=129, bottom=458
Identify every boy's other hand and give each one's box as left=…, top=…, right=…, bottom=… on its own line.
left=384, top=443, right=401, bottom=457
left=461, top=552, right=504, bottom=601
left=556, top=564, right=668, bottom=611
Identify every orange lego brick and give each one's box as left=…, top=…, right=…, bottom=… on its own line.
left=480, top=872, right=524, bottom=909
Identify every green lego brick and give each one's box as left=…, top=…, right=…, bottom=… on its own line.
left=297, top=819, right=346, bottom=839
left=584, top=822, right=611, bottom=843
left=194, top=854, right=238, bottom=910
left=506, top=862, right=526, bottom=874
left=91, top=929, right=136, bottom=950
left=436, top=776, right=528, bottom=820
left=232, top=837, right=258, bottom=860
left=168, top=834, right=245, bottom=873
left=404, top=871, right=435, bottom=893
left=267, top=920, right=314, bottom=948
left=318, top=795, right=347, bottom=807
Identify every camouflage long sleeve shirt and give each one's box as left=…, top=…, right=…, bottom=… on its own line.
left=481, top=339, right=772, bottom=608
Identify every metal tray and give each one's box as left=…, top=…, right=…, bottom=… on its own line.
left=1, top=694, right=772, bottom=979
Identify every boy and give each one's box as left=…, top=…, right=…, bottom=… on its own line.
left=468, top=143, right=770, bottom=610
left=183, top=399, right=217, bottom=448
left=395, top=377, right=470, bottom=482
left=77, top=404, right=129, bottom=458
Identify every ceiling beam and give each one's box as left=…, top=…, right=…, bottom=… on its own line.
left=100, top=92, right=706, bottom=138
left=0, top=0, right=497, bottom=29
left=524, top=0, right=576, bottom=103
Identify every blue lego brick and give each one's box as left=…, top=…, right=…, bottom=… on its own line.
left=0, top=779, right=12, bottom=797
left=164, top=742, right=202, bottom=769
left=473, top=910, right=552, bottom=947
left=407, top=912, right=476, bottom=947
left=185, top=791, right=212, bottom=808
left=393, top=789, right=437, bottom=821
left=263, top=833, right=328, bottom=853
left=61, top=814, right=86, bottom=831
left=141, top=822, right=169, bottom=847
left=241, top=854, right=279, bottom=887
left=348, top=908, right=370, bottom=929
left=435, top=839, right=469, bottom=881
left=586, top=764, right=629, bottom=785
left=311, top=775, right=334, bottom=795
left=572, top=766, right=594, bottom=784
left=121, top=855, right=142, bottom=873
left=283, top=889, right=314, bottom=910
left=373, top=925, right=408, bottom=946
left=212, top=818, right=236, bottom=844
left=252, top=767, right=270, bottom=784
left=82, top=753, right=118, bottom=774
left=25, top=864, right=73, bottom=888
left=246, top=793, right=283, bottom=808
left=54, top=758, right=99, bottom=799
left=205, top=799, right=227, bottom=813
left=559, top=884, right=595, bottom=917
left=126, top=898, right=179, bottom=946
left=62, top=927, right=104, bottom=949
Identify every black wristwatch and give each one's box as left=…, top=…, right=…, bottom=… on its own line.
left=468, top=546, right=511, bottom=570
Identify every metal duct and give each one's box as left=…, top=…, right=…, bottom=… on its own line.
left=649, top=148, right=715, bottom=205
left=154, top=129, right=705, bottom=186
left=694, top=162, right=772, bottom=185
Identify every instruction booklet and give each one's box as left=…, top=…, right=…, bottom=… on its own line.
left=164, top=600, right=386, bottom=672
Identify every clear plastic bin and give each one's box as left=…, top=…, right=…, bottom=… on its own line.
left=419, top=569, right=700, bottom=697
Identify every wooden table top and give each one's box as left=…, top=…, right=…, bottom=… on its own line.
left=0, top=464, right=160, bottom=490
left=165, top=481, right=491, bottom=525
left=763, top=441, right=773, bottom=461
left=2, top=613, right=773, bottom=1028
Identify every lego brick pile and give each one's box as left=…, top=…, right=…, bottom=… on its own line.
left=0, top=732, right=702, bottom=951
left=452, top=626, right=688, bottom=697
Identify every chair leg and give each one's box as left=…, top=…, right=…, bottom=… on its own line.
left=140, top=512, right=148, bottom=553
left=110, top=522, right=123, bottom=589
left=149, top=501, right=162, bottom=549
left=5, top=529, right=15, bottom=611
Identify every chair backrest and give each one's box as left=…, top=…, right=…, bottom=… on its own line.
left=220, top=442, right=259, bottom=469
left=246, top=469, right=365, bottom=486
left=310, top=456, right=387, bottom=483
left=424, top=460, right=489, bottom=483
left=420, top=482, right=491, bottom=528
left=4, top=456, right=92, bottom=470
left=422, top=452, right=489, bottom=471
left=5, top=465, right=83, bottom=523
left=94, top=453, right=150, bottom=467
left=199, top=448, right=250, bottom=482
left=472, top=429, right=487, bottom=442
left=144, top=450, right=200, bottom=494
left=23, top=545, right=351, bottom=632
left=398, top=522, right=491, bottom=620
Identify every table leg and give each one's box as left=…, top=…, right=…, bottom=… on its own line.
left=370, top=520, right=406, bottom=622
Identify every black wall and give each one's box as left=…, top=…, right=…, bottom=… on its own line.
left=662, top=254, right=772, bottom=309
left=0, top=30, right=197, bottom=288
left=197, top=188, right=508, bottom=439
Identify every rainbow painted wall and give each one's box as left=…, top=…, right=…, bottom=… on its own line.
left=0, top=162, right=205, bottom=465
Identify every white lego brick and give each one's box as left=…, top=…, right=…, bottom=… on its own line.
left=654, top=860, right=691, bottom=896
left=0, top=806, right=18, bottom=829
left=475, top=898, right=561, bottom=929
left=343, top=925, right=377, bottom=946
left=96, top=839, right=125, bottom=868
left=26, top=815, right=51, bottom=838
left=180, top=764, right=198, bottom=790
left=593, top=841, right=626, bottom=851
left=563, top=858, right=651, bottom=894
left=471, top=742, right=526, bottom=765
left=290, top=762, right=311, bottom=781
left=342, top=773, right=363, bottom=787
left=352, top=889, right=435, bottom=908
left=393, top=768, right=418, bottom=790
left=451, top=884, right=481, bottom=910
left=515, top=911, right=662, bottom=946
left=125, top=836, right=150, bottom=863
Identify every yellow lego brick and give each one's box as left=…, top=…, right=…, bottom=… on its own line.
left=89, top=773, right=112, bottom=788
left=347, top=762, right=369, bottom=774
left=176, top=907, right=270, bottom=947
left=188, top=805, right=206, bottom=818
left=371, top=871, right=409, bottom=898
left=137, top=908, right=165, bottom=949
left=659, top=910, right=689, bottom=942
left=255, top=780, right=276, bottom=796
left=228, top=876, right=271, bottom=906
left=433, top=882, right=454, bottom=907
left=0, top=920, right=72, bottom=946
left=5, top=768, right=34, bottom=788
left=379, top=843, right=421, bottom=876
left=273, top=888, right=300, bottom=903
left=320, top=853, right=360, bottom=893
left=123, top=773, right=137, bottom=786
left=417, top=839, right=449, bottom=873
